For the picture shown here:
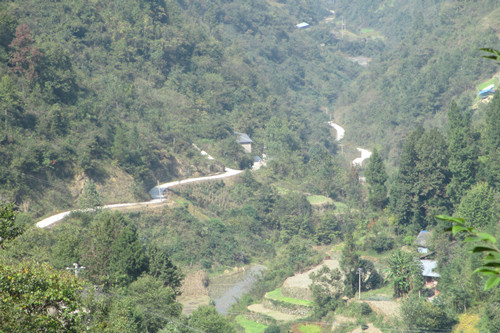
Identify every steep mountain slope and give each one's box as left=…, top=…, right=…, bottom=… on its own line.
left=1, top=0, right=499, bottom=216
left=332, top=0, right=500, bottom=162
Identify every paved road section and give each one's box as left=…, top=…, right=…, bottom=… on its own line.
left=328, top=121, right=345, bottom=141
left=36, top=168, right=243, bottom=229
left=352, top=148, right=372, bottom=167
left=328, top=122, right=371, bottom=167
left=149, top=167, right=243, bottom=199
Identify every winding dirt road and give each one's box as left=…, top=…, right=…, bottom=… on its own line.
left=36, top=166, right=243, bottom=228
left=37, top=123, right=367, bottom=228
left=328, top=122, right=371, bottom=166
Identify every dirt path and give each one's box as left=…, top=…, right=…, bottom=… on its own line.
left=328, top=122, right=372, bottom=167
left=328, top=121, right=345, bottom=141
left=149, top=167, right=243, bottom=199
left=352, top=148, right=372, bottom=167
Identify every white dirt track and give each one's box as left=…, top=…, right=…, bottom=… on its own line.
left=38, top=123, right=368, bottom=228
left=36, top=167, right=243, bottom=228
left=328, top=122, right=371, bottom=167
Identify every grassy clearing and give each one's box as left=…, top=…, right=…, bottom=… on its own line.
left=266, top=288, right=314, bottom=307
left=307, top=195, right=334, bottom=205
left=297, top=323, right=322, bottom=333
left=235, top=316, right=268, bottom=333
left=333, top=201, right=348, bottom=213
left=360, top=283, right=393, bottom=300
left=453, top=313, right=480, bottom=333
left=478, top=78, right=497, bottom=91
left=360, top=28, right=375, bottom=34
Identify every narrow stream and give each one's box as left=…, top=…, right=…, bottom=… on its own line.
left=211, top=265, right=266, bottom=314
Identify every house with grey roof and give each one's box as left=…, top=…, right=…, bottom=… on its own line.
left=416, top=230, right=432, bottom=254
left=420, top=259, right=440, bottom=290
left=234, top=131, right=253, bottom=153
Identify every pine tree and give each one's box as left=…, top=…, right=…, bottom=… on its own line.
left=456, top=182, right=497, bottom=230
left=414, top=128, right=450, bottom=227
left=390, top=127, right=451, bottom=232
left=146, top=245, right=183, bottom=294
left=109, top=224, right=148, bottom=286
left=446, top=101, right=478, bottom=206
left=340, top=231, right=360, bottom=297
left=78, top=179, right=102, bottom=209
left=0, top=201, right=22, bottom=249
left=390, top=126, right=424, bottom=231
left=479, top=93, right=500, bottom=189
left=365, top=148, right=388, bottom=210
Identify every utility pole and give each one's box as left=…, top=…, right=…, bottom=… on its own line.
left=157, top=180, right=162, bottom=200
left=66, top=263, right=85, bottom=277
left=357, top=268, right=362, bottom=299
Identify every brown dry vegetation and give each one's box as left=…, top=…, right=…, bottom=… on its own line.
left=178, top=270, right=211, bottom=315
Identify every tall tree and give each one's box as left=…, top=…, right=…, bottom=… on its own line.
left=456, top=182, right=497, bottom=230
left=479, top=92, right=500, bottom=189
left=400, top=295, right=456, bottom=332
left=413, top=128, right=450, bottom=227
left=109, top=224, right=148, bottom=286
left=0, top=75, right=21, bottom=136
left=0, top=261, right=86, bottom=332
left=0, top=201, right=22, bottom=249
left=0, top=9, right=17, bottom=51
left=120, top=275, right=182, bottom=333
left=188, top=305, right=236, bottom=333
left=365, top=148, right=388, bottom=210
left=8, top=24, right=42, bottom=85
left=309, top=265, right=343, bottom=317
left=82, top=212, right=124, bottom=286
left=146, top=245, right=183, bottom=294
left=390, top=126, right=424, bottom=232
left=78, top=179, right=102, bottom=210
left=390, top=127, right=450, bottom=232
left=446, top=101, right=478, bottom=206
left=340, top=231, right=361, bottom=297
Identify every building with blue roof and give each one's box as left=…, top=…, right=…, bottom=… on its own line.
left=479, top=84, right=495, bottom=98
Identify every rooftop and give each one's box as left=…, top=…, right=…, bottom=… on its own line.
left=296, top=22, right=310, bottom=28
left=421, top=259, right=440, bottom=278
left=234, top=131, right=253, bottom=144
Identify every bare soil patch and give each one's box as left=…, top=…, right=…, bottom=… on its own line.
left=178, top=270, right=210, bottom=315
left=281, top=259, right=340, bottom=301
left=359, top=300, right=400, bottom=318
left=247, top=304, right=304, bottom=322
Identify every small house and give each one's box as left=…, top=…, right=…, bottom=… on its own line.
left=416, top=230, right=431, bottom=254
left=421, top=259, right=440, bottom=287
left=234, top=131, right=253, bottom=153
left=296, top=22, right=310, bottom=28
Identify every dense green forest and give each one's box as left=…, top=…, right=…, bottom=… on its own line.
left=0, top=0, right=499, bottom=332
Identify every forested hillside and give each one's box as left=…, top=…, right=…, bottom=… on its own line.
left=0, top=0, right=499, bottom=332
left=1, top=0, right=499, bottom=212
left=0, top=0, right=358, bottom=214
left=333, top=0, right=500, bottom=162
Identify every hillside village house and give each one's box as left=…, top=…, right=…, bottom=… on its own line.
left=234, top=131, right=253, bottom=153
